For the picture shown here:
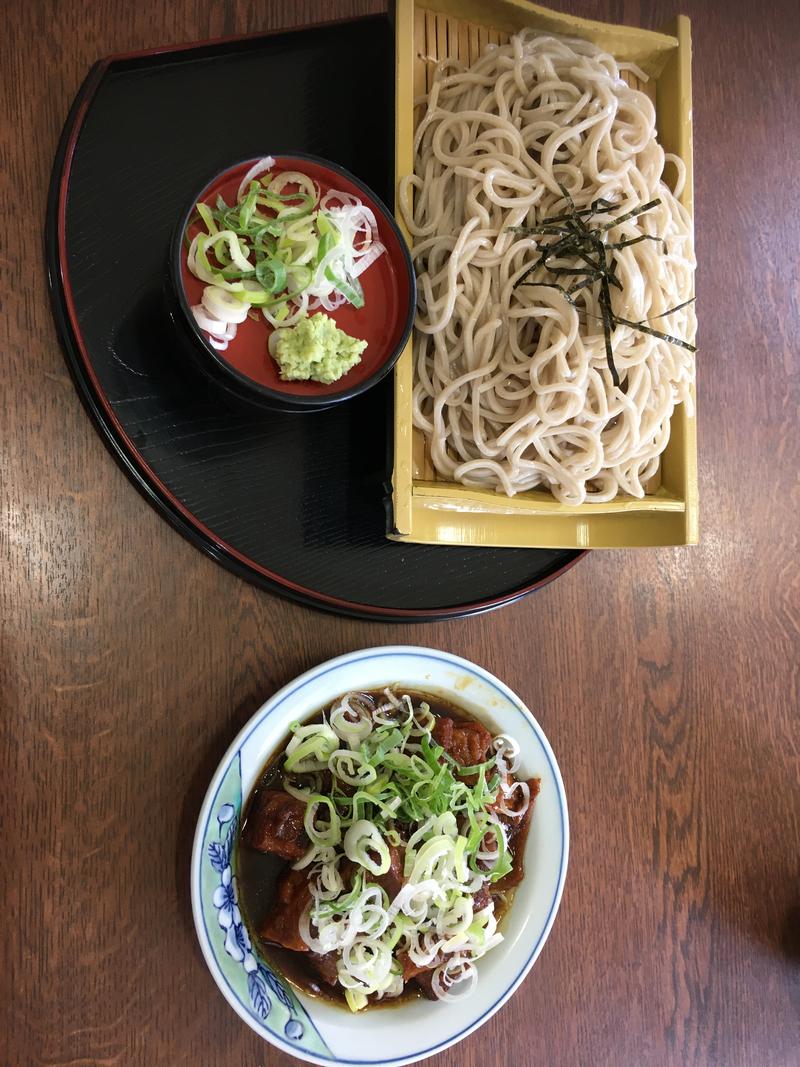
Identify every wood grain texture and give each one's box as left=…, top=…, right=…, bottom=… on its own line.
left=1, top=1, right=799, bottom=1065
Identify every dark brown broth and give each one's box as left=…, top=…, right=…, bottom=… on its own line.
left=237, top=688, right=513, bottom=1009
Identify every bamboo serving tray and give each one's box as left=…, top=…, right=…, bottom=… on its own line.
left=391, top=0, right=697, bottom=548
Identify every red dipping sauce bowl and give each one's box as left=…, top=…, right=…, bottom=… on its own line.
left=168, top=154, right=415, bottom=411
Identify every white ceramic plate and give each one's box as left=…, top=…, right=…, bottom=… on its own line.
left=191, top=646, right=569, bottom=1066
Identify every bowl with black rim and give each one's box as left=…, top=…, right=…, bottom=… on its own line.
left=167, top=153, right=415, bottom=412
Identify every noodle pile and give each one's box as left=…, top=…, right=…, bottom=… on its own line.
left=400, top=30, right=696, bottom=503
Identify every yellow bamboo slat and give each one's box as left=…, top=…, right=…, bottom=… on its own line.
left=411, top=13, right=513, bottom=483
left=458, top=17, right=470, bottom=65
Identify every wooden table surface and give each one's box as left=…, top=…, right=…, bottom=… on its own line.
left=2, top=1, right=798, bottom=1064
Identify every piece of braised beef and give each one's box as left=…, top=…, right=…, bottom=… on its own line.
left=307, top=951, right=339, bottom=987
left=242, top=790, right=309, bottom=860
left=373, top=845, right=405, bottom=901
left=432, top=716, right=493, bottom=768
left=398, top=951, right=422, bottom=982
left=473, top=883, right=491, bottom=911
left=397, top=950, right=439, bottom=999
left=414, top=968, right=437, bottom=1000
left=258, top=867, right=312, bottom=953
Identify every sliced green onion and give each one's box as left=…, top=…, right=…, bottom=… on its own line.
left=362, top=726, right=405, bottom=764
left=304, top=794, right=342, bottom=848
left=187, top=172, right=385, bottom=349
left=329, top=750, right=378, bottom=787
left=327, top=269, right=364, bottom=309
left=255, top=257, right=288, bottom=294
left=285, top=723, right=339, bottom=773
left=204, top=230, right=252, bottom=272
left=316, top=870, right=364, bottom=916
left=344, top=820, right=390, bottom=876
left=344, top=988, right=368, bottom=1012
left=238, top=181, right=260, bottom=230
left=196, top=202, right=217, bottom=235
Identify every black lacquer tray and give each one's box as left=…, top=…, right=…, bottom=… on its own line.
left=45, top=15, right=584, bottom=621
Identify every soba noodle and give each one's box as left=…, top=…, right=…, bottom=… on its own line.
left=399, top=30, right=696, bottom=504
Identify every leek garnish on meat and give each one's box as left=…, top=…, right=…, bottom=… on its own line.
left=282, top=689, right=530, bottom=1009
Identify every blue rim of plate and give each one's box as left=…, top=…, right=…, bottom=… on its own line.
left=192, top=647, right=569, bottom=1065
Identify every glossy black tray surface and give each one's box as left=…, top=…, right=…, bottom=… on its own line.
left=46, top=16, right=583, bottom=620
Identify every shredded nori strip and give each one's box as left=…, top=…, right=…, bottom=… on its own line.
left=513, top=184, right=696, bottom=387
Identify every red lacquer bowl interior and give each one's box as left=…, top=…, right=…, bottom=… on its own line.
left=179, top=156, right=414, bottom=402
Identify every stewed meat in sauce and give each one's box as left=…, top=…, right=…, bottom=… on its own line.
left=242, top=790, right=308, bottom=860
left=238, top=688, right=539, bottom=1010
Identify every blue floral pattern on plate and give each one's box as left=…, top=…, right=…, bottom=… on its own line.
left=200, top=754, right=330, bottom=1057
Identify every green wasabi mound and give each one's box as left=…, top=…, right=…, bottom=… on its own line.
left=270, top=313, right=367, bottom=384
